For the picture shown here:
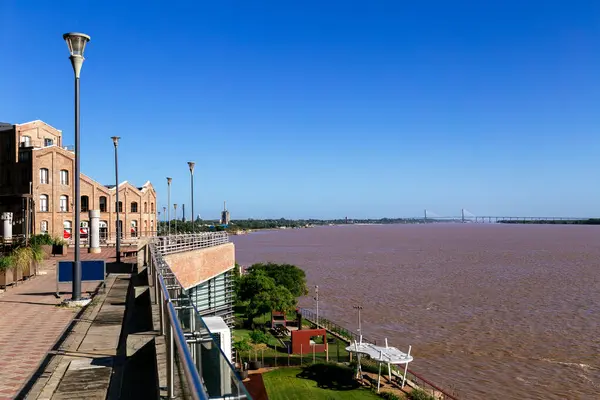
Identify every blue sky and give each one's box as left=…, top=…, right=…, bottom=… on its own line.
left=2, top=1, right=600, bottom=219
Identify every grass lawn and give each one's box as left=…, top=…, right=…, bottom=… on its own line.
left=262, top=366, right=381, bottom=400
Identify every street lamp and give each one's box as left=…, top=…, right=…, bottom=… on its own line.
left=167, top=178, right=172, bottom=235
left=157, top=211, right=161, bottom=234
left=353, top=305, right=363, bottom=339
left=314, top=285, right=319, bottom=328
left=63, top=32, right=90, bottom=302
left=162, top=206, right=166, bottom=235
left=174, top=203, right=178, bottom=233
left=188, top=161, right=195, bottom=232
left=111, top=136, right=121, bottom=263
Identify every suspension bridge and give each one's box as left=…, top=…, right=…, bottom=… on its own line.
left=420, top=209, right=596, bottom=224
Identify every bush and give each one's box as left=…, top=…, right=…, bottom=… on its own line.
left=11, top=247, right=33, bottom=271
left=30, top=244, right=44, bottom=263
left=408, top=389, right=435, bottom=400
left=0, top=256, right=13, bottom=272
left=53, top=237, right=68, bottom=246
left=30, top=234, right=54, bottom=246
left=249, top=329, right=270, bottom=344
left=378, top=391, right=403, bottom=400
left=233, top=338, right=252, bottom=352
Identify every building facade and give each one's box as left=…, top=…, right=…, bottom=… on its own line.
left=0, top=120, right=157, bottom=240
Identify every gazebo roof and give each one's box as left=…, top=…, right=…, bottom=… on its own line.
left=345, top=341, right=413, bottom=365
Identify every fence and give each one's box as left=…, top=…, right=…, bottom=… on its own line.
left=298, top=307, right=377, bottom=345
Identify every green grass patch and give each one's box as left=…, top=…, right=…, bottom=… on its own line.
left=263, top=365, right=381, bottom=400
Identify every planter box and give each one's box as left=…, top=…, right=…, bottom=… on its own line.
left=52, top=244, right=68, bottom=256
left=41, top=245, right=53, bottom=258
left=0, top=270, right=14, bottom=288
left=13, top=267, right=23, bottom=282
left=22, top=262, right=36, bottom=278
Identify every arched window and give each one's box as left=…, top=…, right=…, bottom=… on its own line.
left=20, top=135, right=31, bottom=147
left=40, top=168, right=49, bottom=184
left=99, top=196, right=107, bottom=212
left=63, top=220, right=72, bottom=239
left=115, top=201, right=123, bottom=212
left=59, top=195, right=69, bottom=212
left=40, top=220, right=48, bottom=234
left=144, top=202, right=148, bottom=213
left=131, top=202, right=138, bottom=213
left=81, top=195, right=89, bottom=212
left=151, top=202, right=155, bottom=212
left=60, top=169, right=69, bottom=185
left=131, top=220, right=138, bottom=237
left=39, top=194, right=49, bottom=212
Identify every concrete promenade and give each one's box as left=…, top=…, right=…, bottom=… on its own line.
left=0, top=249, right=124, bottom=400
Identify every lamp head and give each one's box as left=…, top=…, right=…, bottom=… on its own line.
left=63, top=32, right=90, bottom=78
left=167, top=177, right=172, bottom=184
left=188, top=161, right=195, bottom=173
left=111, top=136, right=120, bottom=146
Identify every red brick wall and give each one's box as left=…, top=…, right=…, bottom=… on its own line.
left=291, top=328, right=327, bottom=354
left=163, top=243, right=235, bottom=289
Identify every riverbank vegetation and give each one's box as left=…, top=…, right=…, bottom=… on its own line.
left=498, top=218, right=600, bottom=225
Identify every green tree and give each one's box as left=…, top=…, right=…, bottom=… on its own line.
left=248, top=262, right=308, bottom=297
left=238, top=270, right=296, bottom=328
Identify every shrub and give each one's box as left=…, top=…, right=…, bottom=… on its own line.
left=11, top=247, right=33, bottom=271
left=408, top=388, right=435, bottom=400
left=0, top=256, right=13, bottom=272
left=30, top=244, right=44, bottom=263
left=379, top=391, right=403, bottom=400
left=233, top=338, right=252, bottom=352
left=30, top=234, right=54, bottom=246
left=53, top=237, right=68, bottom=246
left=249, top=329, right=270, bottom=344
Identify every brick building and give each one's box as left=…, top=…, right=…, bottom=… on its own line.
left=0, top=120, right=157, bottom=240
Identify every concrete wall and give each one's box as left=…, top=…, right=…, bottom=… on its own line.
left=163, top=243, right=235, bottom=290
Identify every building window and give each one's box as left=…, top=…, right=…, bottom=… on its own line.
left=60, top=170, right=69, bottom=185
left=40, top=220, right=48, bottom=234
left=20, top=135, right=30, bottom=147
left=99, top=220, right=108, bottom=240
left=99, top=196, right=107, bottom=212
left=40, top=168, right=49, bottom=184
left=131, top=220, right=138, bottom=237
left=144, top=202, right=148, bottom=213
left=44, top=138, right=53, bottom=146
left=151, top=202, right=155, bottom=213
left=131, top=202, right=138, bottom=213
left=63, top=220, right=72, bottom=239
left=59, top=195, right=69, bottom=212
left=81, top=221, right=89, bottom=239
left=115, top=201, right=123, bottom=213
left=81, top=195, right=89, bottom=212
left=151, top=220, right=154, bottom=233
left=40, top=194, right=49, bottom=212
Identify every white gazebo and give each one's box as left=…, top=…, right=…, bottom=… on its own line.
left=345, top=336, right=413, bottom=392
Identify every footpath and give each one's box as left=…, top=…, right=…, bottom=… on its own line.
left=0, top=249, right=130, bottom=400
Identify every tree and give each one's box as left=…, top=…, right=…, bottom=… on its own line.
left=238, top=270, right=296, bottom=328
left=248, top=262, right=308, bottom=297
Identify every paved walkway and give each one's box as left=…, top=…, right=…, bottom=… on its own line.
left=0, top=248, right=128, bottom=400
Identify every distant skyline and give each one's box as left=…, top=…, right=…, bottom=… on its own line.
left=2, top=1, right=600, bottom=219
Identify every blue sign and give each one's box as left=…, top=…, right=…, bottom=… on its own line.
left=57, top=260, right=106, bottom=283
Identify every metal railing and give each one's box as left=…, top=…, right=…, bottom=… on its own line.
left=148, top=234, right=250, bottom=399
left=156, top=232, right=229, bottom=255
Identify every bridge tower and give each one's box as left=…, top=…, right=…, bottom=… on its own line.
left=461, top=208, right=465, bottom=223
left=424, top=209, right=427, bottom=223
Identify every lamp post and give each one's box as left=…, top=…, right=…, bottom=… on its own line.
left=111, top=136, right=121, bottom=263
left=353, top=305, right=363, bottom=339
left=314, top=285, right=319, bottom=328
left=167, top=178, right=172, bottom=235
left=63, top=32, right=90, bottom=302
left=163, top=206, right=166, bottom=235
left=157, top=211, right=161, bottom=234
left=188, top=161, right=195, bottom=232
left=174, top=203, right=178, bottom=233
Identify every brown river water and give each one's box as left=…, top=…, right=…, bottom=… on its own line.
left=231, top=224, right=600, bottom=399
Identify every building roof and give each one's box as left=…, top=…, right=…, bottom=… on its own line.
left=0, top=123, right=12, bottom=131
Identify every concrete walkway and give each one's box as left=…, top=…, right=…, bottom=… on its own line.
left=0, top=249, right=127, bottom=400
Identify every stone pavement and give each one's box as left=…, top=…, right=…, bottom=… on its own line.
left=0, top=248, right=128, bottom=400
